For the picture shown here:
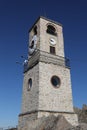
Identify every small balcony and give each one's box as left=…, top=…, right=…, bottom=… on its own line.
left=23, top=49, right=70, bottom=73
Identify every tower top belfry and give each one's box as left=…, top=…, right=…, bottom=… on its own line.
left=28, top=16, right=64, bottom=57
left=18, top=16, right=78, bottom=130
left=24, top=16, right=66, bottom=72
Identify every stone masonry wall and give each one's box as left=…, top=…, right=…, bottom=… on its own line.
left=39, top=62, right=74, bottom=112
left=21, top=63, right=39, bottom=113
left=18, top=17, right=78, bottom=129
left=40, top=17, right=65, bottom=57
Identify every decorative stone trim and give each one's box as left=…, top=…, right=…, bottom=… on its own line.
left=25, top=50, right=70, bottom=72
left=19, top=110, right=75, bottom=117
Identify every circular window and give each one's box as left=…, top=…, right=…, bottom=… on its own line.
left=51, top=76, right=60, bottom=88
left=27, top=78, right=32, bottom=91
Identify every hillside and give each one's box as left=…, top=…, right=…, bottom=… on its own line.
left=9, top=104, right=87, bottom=130
left=74, top=104, right=87, bottom=123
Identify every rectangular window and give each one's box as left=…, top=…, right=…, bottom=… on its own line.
left=50, top=46, right=56, bottom=54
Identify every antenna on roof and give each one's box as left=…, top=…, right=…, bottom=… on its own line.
left=40, top=7, right=47, bottom=18
left=43, top=8, right=47, bottom=18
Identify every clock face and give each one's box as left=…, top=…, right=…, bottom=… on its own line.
left=49, top=38, right=56, bottom=45
left=29, top=35, right=37, bottom=55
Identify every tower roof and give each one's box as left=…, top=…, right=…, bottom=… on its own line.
left=28, top=16, right=62, bottom=32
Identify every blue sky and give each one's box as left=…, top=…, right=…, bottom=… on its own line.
left=0, top=0, right=87, bottom=128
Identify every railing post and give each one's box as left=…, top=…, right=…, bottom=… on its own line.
left=65, top=58, right=70, bottom=68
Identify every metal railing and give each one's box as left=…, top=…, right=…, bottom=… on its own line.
left=23, top=49, right=70, bottom=72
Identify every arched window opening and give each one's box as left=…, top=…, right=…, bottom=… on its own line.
left=46, top=25, right=57, bottom=36
left=33, top=25, right=37, bottom=35
left=27, top=78, right=32, bottom=91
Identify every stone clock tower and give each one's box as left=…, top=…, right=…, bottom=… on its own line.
left=18, top=16, right=78, bottom=129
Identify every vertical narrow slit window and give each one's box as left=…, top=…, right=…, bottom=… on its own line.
left=50, top=46, right=56, bottom=54
left=27, top=78, right=32, bottom=91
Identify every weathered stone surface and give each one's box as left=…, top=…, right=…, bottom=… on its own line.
left=18, top=17, right=78, bottom=129
left=18, top=115, right=87, bottom=130
left=28, top=50, right=68, bottom=70
left=23, top=115, right=72, bottom=130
